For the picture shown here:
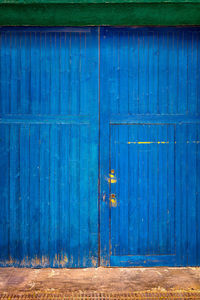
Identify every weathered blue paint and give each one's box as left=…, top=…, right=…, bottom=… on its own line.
left=100, top=27, right=200, bottom=267
left=1, top=26, right=200, bottom=268
left=0, top=27, right=99, bottom=267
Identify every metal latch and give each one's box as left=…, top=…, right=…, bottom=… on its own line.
left=109, top=193, right=117, bottom=207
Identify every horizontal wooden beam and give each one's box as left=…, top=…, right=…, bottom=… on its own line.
left=110, top=255, right=177, bottom=267
left=0, top=114, right=90, bottom=124
left=110, top=114, right=200, bottom=124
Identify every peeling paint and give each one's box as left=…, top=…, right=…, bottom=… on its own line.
left=0, top=254, right=70, bottom=268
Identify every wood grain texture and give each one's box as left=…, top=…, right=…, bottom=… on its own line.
left=0, top=28, right=99, bottom=268
left=100, top=27, right=200, bottom=267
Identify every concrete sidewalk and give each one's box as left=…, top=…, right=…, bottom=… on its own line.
left=0, top=267, right=200, bottom=298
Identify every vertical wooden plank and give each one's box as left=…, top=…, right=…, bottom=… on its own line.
left=19, top=125, right=30, bottom=265
left=167, top=125, right=175, bottom=254
left=57, top=125, right=61, bottom=265
left=155, top=125, right=159, bottom=254
left=20, top=33, right=29, bottom=114
left=0, top=125, right=10, bottom=261
left=143, top=125, right=148, bottom=253
left=137, top=125, right=143, bottom=254
left=79, top=33, right=87, bottom=115
left=16, top=32, right=21, bottom=114
left=198, top=33, right=200, bottom=114
left=119, top=31, right=128, bottom=114
left=129, top=32, right=139, bottom=114
left=51, top=33, right=60, bottom=114
left=118, top=126, right=129, bottom=255
left=44, top=32, right=51, bottom=114
left=157, top=125, right=163, bottom=253
left=0, top=33, right=10, bottom=114
left=147, top=125, right=152, bottom=254
left=157, top=124, right=170, bottom=253
left=9, top=125, right=20, bottom=263
left=69, top=125, right=80, bottom=267
left=128, top=125, right=138, bottom=254
left=138, top=32, right=149, bottom=114
left=177, top=124, right=187, bottom=265
left=182, top=124, right=188, bottom=266
left=158, top=32, right=168, bottom=114
left=168, top=31, right=178, bottom=114
left=29, top=32, right=35, bottom=114
left=71, top=33, right=80, bottom=115
left=197, top=125, right=200, bottom=265
left=187, top=32, right=198, bottom=114
left=148, top=125, right=157, bottom=254
left=29, top=125, right=40, bottom=265
left=79, top=125, right=89, bottom=267
left=30, top=32, right=40, bottom=114
left=100, top=27, right=111, bottom=266
left=68, top=33, right=72, bottom=115
left=177, top=31, right=188, bottom=114
left=88, top=29, right=99, bottom=267
left=49, top=125, right=59, bottom=266
left=149, top=32, right=158, bottom=114
left=144, top=125, right=149, bottom=254
left=110, top=30, right=118, bottom=115
left=0, top=125, right=5, bottom=261
left=39, top=125, right=50, bottom=266
left=110, top=125, right=118, bottom=255
left=59, top=125, right=70, bottom=266
left=49, top=33, right=57, bottom=114
left=40, top=33, right=49, bottom=115
left=19, top=33, right=29, bottom=262
left=139, top=125, right=148, bottom=253
left=161, top=125, right=168, bottom=252
left=175, top=124, right=181, bottom=265
left=10, top=33, right=18, bottom=114
left=60, top=33, right=70, bottom=115
left=187, top=124, right=197, bottom=265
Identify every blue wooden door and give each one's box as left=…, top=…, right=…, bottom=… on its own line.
left=100, top=27, right=200, bottom=267
left=0, top=27, right=99, bottom=267
left=1, top=26, right=200, bottom=268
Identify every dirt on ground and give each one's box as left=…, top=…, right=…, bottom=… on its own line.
left=0, top=267, right=200, bottom=294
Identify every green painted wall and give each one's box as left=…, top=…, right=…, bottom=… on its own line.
left=0, top=2, right=199, bottom=26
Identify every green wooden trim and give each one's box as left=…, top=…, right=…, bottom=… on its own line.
left=0, top=0, right=200, bottom=3
left=0, top=3, right=200, bottom=26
